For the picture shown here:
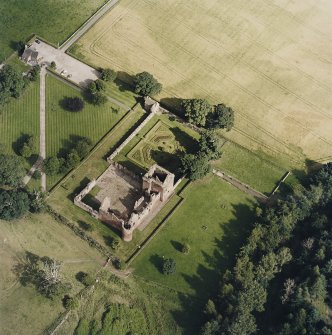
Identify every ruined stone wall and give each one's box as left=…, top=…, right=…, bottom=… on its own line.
left=107, top=111, right=155, bottom=162
left=74, top=180, right=99, bottom=218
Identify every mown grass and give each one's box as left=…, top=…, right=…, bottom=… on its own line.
left=0, top=0, right=107, bottom=62
left=213, top=140, right=286, bottom=195
left=0, top=212, right=103, bottom=335
left=0, top=77, right=39, bottom=169
left=47, top=108, right=146, bottom=254
left=132, top=174, right=256, bottom=301
left=45, top=75, right=127, bottom=189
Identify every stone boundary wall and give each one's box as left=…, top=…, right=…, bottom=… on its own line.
left=74, top=179, right=99, bottom=218
left=107, top=111, right=155, bottom=161
left=105, top=161, right=141, bottom=183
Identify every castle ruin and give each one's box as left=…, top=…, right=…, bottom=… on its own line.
left=74, top=163, right=176, bottom=241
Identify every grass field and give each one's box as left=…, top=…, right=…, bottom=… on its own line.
left=132, top=174, right=256, bottom=300
left=73, top=0, right=332, bottom=167
left=48, top=108, right=146, bottom=255
left=213, top=141, right=286, bottom=195
left=45, top=75, right=128, bottom=189
left=0, top=78, right=39, bottom=169
left=0, top=212, right=103, bottom=335
left=0, top=0, right=107, bottom=61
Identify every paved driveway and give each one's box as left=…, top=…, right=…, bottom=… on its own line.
left=30, top=40, right=99, bottom=87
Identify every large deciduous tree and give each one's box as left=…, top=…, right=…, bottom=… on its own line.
left=0, top=154, right=25, bottom=187
left=207, top=103, right=235, bottom=131
left=0, top=189, right=30, bottom=220
left=0, top=65, right=26, bottom=103
left=134, top=71, right=162, bottom=96
left=182, top=99, right=212, bottom=127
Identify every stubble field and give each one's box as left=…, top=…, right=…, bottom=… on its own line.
left=72, top=0, right=332, bottom=168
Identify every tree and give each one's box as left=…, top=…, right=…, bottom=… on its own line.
left=0, top=154, right=25, bottom=187
left=63, top=97, right=84, bottom=112
left=179, top=153, right=211, bottom=180
left=19, top=134, right=35, bottom=158
left=182, top=99, right=212, bottom=126
left=29, top=190, right=47, bottom=213
left=94, top=79, right=106, bottom=92
left=44, top=156, right=62, bottom=175
left=207, top=103, right=235, bottom=131
left=134, top=71, right=162, bottom=96
left=162, top=258, right=176, bottom=275
left=91, top=92, right=107, bottom=105
left=198, top=131, right=222, bottom=160
left=100, top=68, right=117, bottom=82
left=64, top=150, right=80, bottom=170
left=200, top=320, right=220, bottom=335
left=0, top=189, right=30, bottom=220
left=29, top=65, right=40, bottom=81
left=111, top=238, right=120, bottom=250
left=15, top=41, right=26, bottom=55
left=0, top=65, right=26, bottom=102
left=75, top=137, right=93, bottom=159
left=50, top=61, right=56, bottom=70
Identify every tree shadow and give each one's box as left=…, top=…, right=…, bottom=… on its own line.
left=170, top=201, right=256, bottom=333
left=115, top=71, right=134, bottom=91
left=171, top=240, right=183, bottom=252
left=68, top=177, right=91, bottom=201
left=150, top=149, right=179, bottom=175
left=149, top=254, right=164, bottom=274
left=12, top=133, right=30, bottom=155
left=160, top=97, right=183, bottom=116
left=170, top=126, right=198, bottom=154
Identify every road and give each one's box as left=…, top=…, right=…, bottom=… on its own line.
left=60, top=0, right=119, bottom=52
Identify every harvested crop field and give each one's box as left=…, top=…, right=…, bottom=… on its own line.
left=73, top=0, right=332, bottom=167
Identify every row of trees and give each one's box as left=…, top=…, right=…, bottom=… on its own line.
left=44, top=137, right=93, bottom=175
left=200, top=163, right=332, bottom=335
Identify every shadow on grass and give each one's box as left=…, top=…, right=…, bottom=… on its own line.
left=171, top=240, right=183, bottom=252
left=149, top=254, right=164, bottom=274
left=170, top=202, right=256, bottom=334
left=68, top=177, right=91, bottom=201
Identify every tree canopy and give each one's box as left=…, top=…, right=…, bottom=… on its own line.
left=63, top=97, right=84, bottom=112
left=0, top=189, right=30, bottom=220
left=207, top=103, right=235, bottom=131
left=134, top=71, right=162, bottom=96
left=100, top=68, right=117, bottom=82
left=0, top=64, right=26, bottom=105
left=180, top=153, right=211, bottom=180
left=182, top=99, right=212, bottom=127
left=200, top=162, right=332, bottom=335
left=0, top=154, right=25, bottom=187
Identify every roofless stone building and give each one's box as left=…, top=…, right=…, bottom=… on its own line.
left=74, top=163, right=177, bottom=241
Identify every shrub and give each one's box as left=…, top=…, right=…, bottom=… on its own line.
left=111, top=238, right=121, bottom=250
left=76, top=271, right=95, bottom=286
left=91, top=92, right=107, bottom=105
left=44, top=156, right=62, bottom=175
left=112, top=258, right=124, bottom=270
left=181, top=243, right=190, bottom=254
left=33, top=170, right=41, bottom=180
left=100, top=68, right=117, bottom=82
left=162, top=258, right=176, bottom=275
left=63, top=295, right=79, bottom=310
left=50, top=61, right=56, bottom=70
left=29, top=65, right=40, bottom=81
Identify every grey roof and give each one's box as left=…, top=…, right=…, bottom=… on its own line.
left=22, top=48, right=38, bottom=62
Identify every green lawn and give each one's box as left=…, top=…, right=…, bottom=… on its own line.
left=132, top=174, right=256, bottom=300
left=45, top=75, right=128, bottom=189
left=0, top=212, right=103, bottom=335
left=48, top=108, right=146, bottom=254
left=0, top=0, right=107, bottom=61
left=0, top=78, right=39, bottom=169
left=213, top=141, right=286, bottom=195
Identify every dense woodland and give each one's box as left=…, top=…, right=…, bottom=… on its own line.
left=201, top=163, right=332, bottom=335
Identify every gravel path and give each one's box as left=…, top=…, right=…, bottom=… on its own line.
left=40, top=67, right=47, bottom=191
left=60, top=0, right=119, bottom=52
